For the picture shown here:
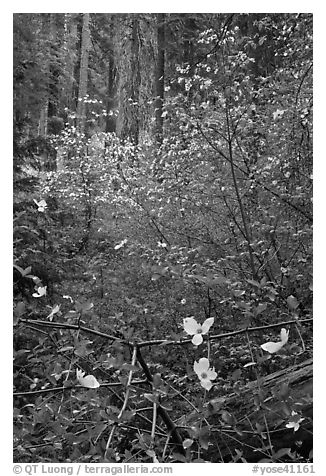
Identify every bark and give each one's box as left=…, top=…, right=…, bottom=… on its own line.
left=106, top=57, right=116, bottom=133
left=77, top=13, right=91, bottom=134
left=116, top=15, right=141, bottom=143
left=104, top=16, right=117, bottom=133
left=61, top=13, right=78, bottom=113
left=154, top=13, right=165, bottom=145
left=38, top=14, right=56, bottom=138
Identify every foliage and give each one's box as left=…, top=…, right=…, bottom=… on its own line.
left=13, top=13, right=312, bottom=464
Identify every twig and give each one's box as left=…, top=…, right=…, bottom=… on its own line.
left=104, top=345, right=138, bottom=460
left=137, top=318, right=313, bottom=348
left=150, top=402, right=158, bottom=446
left=20, top=317, right=312, bottom=349
left=136, top=346, right=185, bottom=455
left=197, top=124, right=312, bottom=223
left=19, top=319, right=130, bottom=345
left=13, top=379, right=148, bottom=397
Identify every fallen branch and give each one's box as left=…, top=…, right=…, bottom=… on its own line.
left=205, top=358, right=313, bottom=462
left=20, top=317, right=313, bottom=349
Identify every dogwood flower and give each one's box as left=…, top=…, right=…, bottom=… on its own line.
left=183, top=317, right=214, bottom=345
left=32, top=286, right=47, bottom=298
left=193, top=357, right=217, bottom=391
left=261, top=328, right=289, bottom=354
left=33, top=199, right=47, bottom=212
left=76, top=369, right=100, bottom=389
left=46, top=304, right=61, bottom=321
left=285, top=411, right=304, bottom=432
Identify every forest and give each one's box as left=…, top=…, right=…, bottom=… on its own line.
left=13, top=13, right=313, bottom=464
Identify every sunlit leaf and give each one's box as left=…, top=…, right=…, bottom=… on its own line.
left=182, top=438, right=194, bottom=449
left=114, top=239, right=128, bottom=250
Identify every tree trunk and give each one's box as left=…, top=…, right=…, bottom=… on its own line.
left=116, top=15, right=141, bottom=143
left=61, top=13, right=78, bottom=115
left=77, top=13, right=90, bottom=134
left=154, top=13, right=165, bottom=145
left=38, top=14, right=56, bottom=138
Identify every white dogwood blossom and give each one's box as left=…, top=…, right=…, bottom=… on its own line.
left=261, top=328, right=289, bottom=354
left=183, top=317, right=214, bottom=345
left=76, top=369, right=100, bottom=389
left=193, top=357, right=217, bottom=391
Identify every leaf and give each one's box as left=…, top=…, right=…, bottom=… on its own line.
left=221, top=411, right=236, bottom=425
left=231, top=368, right=242, bottom=381
left=172, top=452, right=187, bottom=463
left=247, top=279, right=261, bottom=288
left=256, top=422, right=265, bottom=434
left=286, top=295, right=299, bottom=310
left=258, top=36, right=266, bottom=46
left=255, top=302, right=267, bottom=315
left=57, top=346, right=74, bottom=353
left=152, top=373, right=164, bottom=388
left=198, top=426, right=211, bottom=450
left=145, top=449, right=159, bottom=462
left=232, top=289, right=245, bottom=297
left=23, top=266, right=32, bottom=276
left=114, top=239, right=128, bottom=250
left=74, top=344, right=93, bottom=358
left=182, top=438, right=194, bottom=449
left=278, top=382, right=290, bottom=400
left=206, top=397, right=226, bottom=414
left=143, top=393, right=159, bottom=404
left=272, top=448, right=292, bottom=460
left=13, top=264, right=25, bottom=276
left=75, top=301, right=94, bottom=312
left=14, top=301, right=26, bottom=317
left=243, top=362, right=256, bottom=368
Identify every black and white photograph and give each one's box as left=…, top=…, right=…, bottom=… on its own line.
left=12, top=8, right=314, bottom=469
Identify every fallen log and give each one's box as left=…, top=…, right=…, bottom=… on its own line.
left=206, top=358, right=313, bottom=462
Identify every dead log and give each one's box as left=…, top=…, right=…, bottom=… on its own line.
left=206, top=358, right=313, bottom=462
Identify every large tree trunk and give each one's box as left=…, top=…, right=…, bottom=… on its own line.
left=205, top=358, right=313, bottom=462
left=116, top=15, right=141, bottom=143
left=105, top=16, right=117, bottom=134
left=105, top=57, right=116, bottom=133
left=61, top=13, right=78, bottom=113
left=154, top=13, right=165, bottom=145
left=38, top=14, right=56, bottom=138
left=77, top=13, right=90, bottom=134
